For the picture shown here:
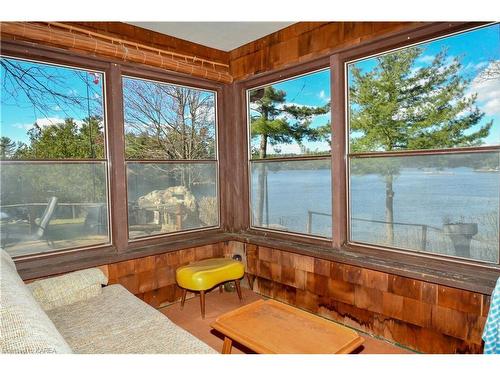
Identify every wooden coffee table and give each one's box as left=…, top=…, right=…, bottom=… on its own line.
left=210, top=299, right=364, bottom=354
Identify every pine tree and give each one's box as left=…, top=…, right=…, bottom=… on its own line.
left=250, top=86, right=330, bottom=159
left=0, top=137, right=17, bottom=159
left=15, top=117, right=104, bottom=159
left=349, top=46, right=492, bottom=243
left=249, top=86, right=330, bottom=225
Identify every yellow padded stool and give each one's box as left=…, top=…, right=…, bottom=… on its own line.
left=176, top=258, right=245, bottom=319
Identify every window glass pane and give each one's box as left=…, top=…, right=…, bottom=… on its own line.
left=248, top=69, right=331, bottom=159
left=348, top=23, right=500, bottom=152
left=127, top=162, right=218, bottom=238
left=1, top=57, right=109, bottom=257
left=1, top=57, right=105, bottom=159
left=0, top=162, right=109, bottom=257
left=122, top=77, right=216, bottom=160
left=350, top=152, right=500, bottom=263
left=251, top=159, right=332, bottom=238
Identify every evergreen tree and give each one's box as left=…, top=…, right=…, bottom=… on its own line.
left=15, top=116, right=104, bottom=159
left=349, top=46, right=492, bottom=243
left=5, top=117, right=106, bottom=205
left=250, top=86, right=330, bottom=159
left=0, top=137, right=17, bottom=159
left=249, top=86, right=330, bottom=225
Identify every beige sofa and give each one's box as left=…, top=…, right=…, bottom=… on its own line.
left=0, top=249, right=216, bottom=354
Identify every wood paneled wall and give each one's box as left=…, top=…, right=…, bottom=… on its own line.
left=7, top=21, right=493, bottom=353
left=2, top=22, right=425, bottom=83
left=229, top=22, right=424, bottom=80
left=97, top=240, right=490, bottom=353
left=100, top=242, right=237, bottom=308
left=245, top=244, right=490, bottom=354
left=70, top=21, right=425, bottom=82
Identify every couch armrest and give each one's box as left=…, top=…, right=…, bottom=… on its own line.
left=28, top=268, right=108, bottom=311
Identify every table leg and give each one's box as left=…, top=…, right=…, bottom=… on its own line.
left=222, top=337, right=233, bottom=354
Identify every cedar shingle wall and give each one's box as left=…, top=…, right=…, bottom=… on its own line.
left=7, top=21, right=489, bottom=353
left=103, top=242, right=235, bottom=308
left=229, top=22, right=424, bottom=80
left=1, top=21, right=423, bottom=83
left=245, top=244, right=489, bottom=353
left=100, top=241, right=490, bottom=353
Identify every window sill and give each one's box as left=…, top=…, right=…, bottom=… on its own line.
left=231, top=231, right=499, bottom=295
left=15, top=230, right=232, bottom=280
left=14, top=227, right=499, bottom=295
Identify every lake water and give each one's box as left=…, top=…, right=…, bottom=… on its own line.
left=251, top=165, right=500, bottom=263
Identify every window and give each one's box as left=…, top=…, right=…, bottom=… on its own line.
left=347, top=24, right=500, bottom=263
left=247, top=69, right=332, bottom=238
left=122, top=76, right=219, bottom=239
left=0, top=56, right=110, bottom=257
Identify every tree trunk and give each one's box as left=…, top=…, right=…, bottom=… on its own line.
left=255, top=135, right=268, bottom=226
left=181, top=167, right=186, bottom=189
left=259, top=134, right=267, bottom=159
left=385, top=174, right=395, bottom=245
left=255, top=163, right=267, bottom=226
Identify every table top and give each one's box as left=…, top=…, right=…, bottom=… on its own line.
left=210, top=299, right=364, bottom=354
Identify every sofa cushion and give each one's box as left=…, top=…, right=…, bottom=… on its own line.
left=28, top=268, right=107, bottom=311
left=0, top=249, right=73, bottom=354
left=47, top=284, right=216, bottom=354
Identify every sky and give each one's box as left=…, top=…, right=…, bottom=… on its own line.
left=0, top=58, right=104, bottom=144
left=348, top=23, right=500, bottom=147
left=249, top=68, right=332, bottom=156
left=1, top=23, right=499, bottom=153
left=250, top=23, right=500, bottom=156
left=122, top=76, right=216, bottom=140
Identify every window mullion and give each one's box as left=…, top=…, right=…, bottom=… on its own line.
left=105, top=62, right=129, bottom=252
left=331, top=53, right=348, bottom=249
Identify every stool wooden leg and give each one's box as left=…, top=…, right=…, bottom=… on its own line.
left=235, top=279, right=242, bottom=301
left=180, top=289, right=187, bottom=309
left=219, top=285, right=223, bottom=293
left=200, top=290, right=206, bottom=319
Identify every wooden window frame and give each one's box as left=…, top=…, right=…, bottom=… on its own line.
left=245, top=65, right=333, bottom=241
left=3, top=22, right=499, bottom=293
left=335, top=22, right=500, bottom=267
left=120, top=72, right=222, bottom=243
left=237, top=56, right=333, bottom=248
left=236, top=21, right=500, bottom=293
left=1, top=40, right=227, bottom=279
left=0, top=51, right=114, bottom=257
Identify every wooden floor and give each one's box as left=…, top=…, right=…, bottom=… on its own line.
left=160, top=286, right=413, bottom=354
